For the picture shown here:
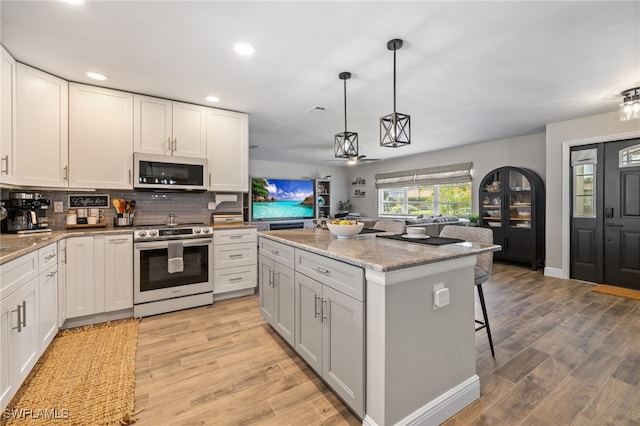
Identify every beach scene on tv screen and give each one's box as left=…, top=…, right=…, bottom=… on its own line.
left=252, top=178, right=314, bottom=219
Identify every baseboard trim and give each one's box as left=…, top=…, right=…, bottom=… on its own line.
left=362, top=375, right=480, bottom=426
left=544, top=266, right=566, bottom=279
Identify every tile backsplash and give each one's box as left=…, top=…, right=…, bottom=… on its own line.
left=1, top=188, right=244, bottom=230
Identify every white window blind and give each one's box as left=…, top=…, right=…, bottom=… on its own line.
left=374, top=162, right=473, bottom=189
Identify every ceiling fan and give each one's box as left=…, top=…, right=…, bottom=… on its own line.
left=323, top=155, right=382, bottom=165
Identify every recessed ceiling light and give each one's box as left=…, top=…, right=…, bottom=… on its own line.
left=62, top=0, right=86, bottom=5
left=85, top=71, right=108, bottom=81
left=205, top=96, right=221, bottom=103
left=234, top=42, right=256, bottom=56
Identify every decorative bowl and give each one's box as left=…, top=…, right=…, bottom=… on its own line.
left=326, top=222, right=364, bottom=239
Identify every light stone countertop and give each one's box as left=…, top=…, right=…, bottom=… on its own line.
left=0, top=223, right=259, bottom=265
left=0, top=228, right=134, bottom=265
left=260, top=228, right=501, bottom=272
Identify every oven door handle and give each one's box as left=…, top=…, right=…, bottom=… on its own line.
left=134, top=238, right=213, bottom=249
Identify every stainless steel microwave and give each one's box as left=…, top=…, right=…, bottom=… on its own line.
left=133, top=153, right=208, bottom=191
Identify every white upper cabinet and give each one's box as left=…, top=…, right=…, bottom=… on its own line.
left=1, top=47, right=17, bottom=185
left=68, top=83, right=134, bottom=189
left=133, top=94, right=206, bottom=158
left=206, top=108, right=249, bottom=192
left=15, top=63, right=68, bottom=187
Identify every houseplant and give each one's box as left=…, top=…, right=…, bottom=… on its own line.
left=337, top=200, right=352, bottom=214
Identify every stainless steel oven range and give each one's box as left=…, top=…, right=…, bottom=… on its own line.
left=133, top=223, right=213, bottom=317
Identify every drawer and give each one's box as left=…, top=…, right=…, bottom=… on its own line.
left=259, top=238, right=295, bottom=269
left=213, top=265, right=257, bottom=294
left=0, top=251, right=38, bottom=300
left=213, top=242, right=257, bottom=269
left=38, top=243, right=58, bottom=272
left=295, top=249, right=364, bottom=301
left=214, top=228, right=257, bottom=244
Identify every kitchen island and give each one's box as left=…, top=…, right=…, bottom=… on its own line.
left=258, top=228, right=500, bottom=426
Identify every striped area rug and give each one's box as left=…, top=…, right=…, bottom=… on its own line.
left=591, top=284, right=640, bottom=301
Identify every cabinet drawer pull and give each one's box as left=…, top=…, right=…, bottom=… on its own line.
left=312, top=266, right=330, bottom=274
left=230, top=277, right=244, bottom=282
left=47, top=271, right=57, bottom=278
left=45, top=253, right=56, bottom=261
left=109, top=238, right=130, bottom=243
left=1, top=155, right=8, bottom=174
left=230, top=235, right=243, bottom=239
left=270, top=249, right=279, bottom=255
left=321, top=298, right=327, bottom=322
left=314, top=294, right=321, bottom=318
left=229, top=254, right=243, bottom=258
left=21, top=301, right=27, bottom=328
left=12, top=303, right=22, bottom=332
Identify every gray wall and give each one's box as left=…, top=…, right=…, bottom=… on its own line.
left=342, top=133, right=546, bottom=219
left=545, top=110, right=640, bottom=276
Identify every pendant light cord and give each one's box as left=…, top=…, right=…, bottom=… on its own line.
left=344, top=77, right=348, bottom=132
left=393, top=49, right=397, bottom=115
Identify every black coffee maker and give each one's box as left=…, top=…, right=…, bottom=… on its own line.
left=0, top=195, right=52, bottom=234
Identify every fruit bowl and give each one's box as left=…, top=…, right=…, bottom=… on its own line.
left=326, top=221, right=364, bottom=239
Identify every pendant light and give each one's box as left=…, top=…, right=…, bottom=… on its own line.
left=334, top=72, right=359, bottom=158
left=380, top=38, right=411, bottom=148
left=620, top=87, right=640, bottom=121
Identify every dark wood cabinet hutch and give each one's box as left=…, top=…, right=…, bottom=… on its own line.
left=479, top=166, right=545, bottom=270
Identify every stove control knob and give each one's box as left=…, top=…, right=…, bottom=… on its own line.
left=149, top=230, right=157, bottom=237
left=138, top=230, right=147, bottom=237
left=194, top=228, right=201, bottom=234
left=202, top=227, right=210, bottom=234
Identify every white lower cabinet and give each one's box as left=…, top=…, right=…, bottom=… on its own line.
left=66, top=234, right=133, bottom=320
left=0, top=242, right=61, bottom=410
left=213, top=228, right=257, bottom=299
left=257, top=237, right=365, bottom=417
left=294, top=268, right=365, bottom=418
left=65, top=236, right=96, bottom=318
left=57, top=239, right=67, bottom=327
left=104, top=235, right=134, bottom=312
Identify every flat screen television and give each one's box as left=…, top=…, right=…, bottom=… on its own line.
left=251, top=178, right=315, bottom=221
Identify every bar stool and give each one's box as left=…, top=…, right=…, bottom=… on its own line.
left=439, top=225, right=495, bottom=356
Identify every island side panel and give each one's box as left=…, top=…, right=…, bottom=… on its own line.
left=365, top=256, right=479, bottom=425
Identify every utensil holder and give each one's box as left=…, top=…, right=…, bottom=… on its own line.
left=114, top=213, right=134, bottom=227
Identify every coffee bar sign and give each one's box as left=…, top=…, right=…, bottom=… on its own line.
left=68, top=194, right=110, bottom=209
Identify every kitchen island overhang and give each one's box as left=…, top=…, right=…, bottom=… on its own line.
left=258, top=228, right=500, bottom=425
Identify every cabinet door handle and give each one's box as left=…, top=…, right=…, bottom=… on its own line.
left=173, top=138, right=177, bottom=152
left=209, top=172, right=211, bottom=186
left=12, top=303, right=22, bottom=332
left=314, top=294, right=321, bottom=318
left=63, top=165, right=68, bottom=181
left=167, top=137, right=172, bottom=152
left=268, top=269, right=274, bottom=287
left=62, top=247, right=67, bottom=264
left=1, top=155, right=8, bottom=174
left=321, top=298, right=327, bottom=322
left=275, top=271, right=279, bottom=287
left=129, top=169, right=132, bottom=184
left=312, top=266, right=330, bottom=274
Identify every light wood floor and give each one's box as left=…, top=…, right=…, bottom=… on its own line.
left=134, top=263, right=640, bottom=425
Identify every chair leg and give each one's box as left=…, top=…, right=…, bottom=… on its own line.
left=476, top=283, right=495, bottom=357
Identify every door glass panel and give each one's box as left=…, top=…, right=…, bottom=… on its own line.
left=620, top=144, right=640, bottom=167
left=508, top=170, right=531, bottom=191
left=574, top=163, right=596, bottom=218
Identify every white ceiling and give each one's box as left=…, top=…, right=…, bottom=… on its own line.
left=2, top=1, right=639, bottom=166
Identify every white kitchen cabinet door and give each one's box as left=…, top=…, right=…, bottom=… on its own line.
left=68, top=83, right=134, bottom=189
left=259, top=254, right=276, bottom=324
left=1, top=47, right=17, bottom=184
left=133, top=94, right=173, bottom=156
left=134, top=95, right=207, bottom=158
left=0, top=276, right=39, bottom=410
left=206, top=108, right=248, bottom=191
left=65, top=237, right=96, bottom=319
left=273, top=261, right=295, bottom=346
left=38, top=265, right=58, bottom=351
left=294, top=271, right=323, bottom=375
left=57, top=239, right=67, bottom=328
left=103, top=235, right=133, bottom=312
left=322, top=284, right=364, bottom=417
left=172, top=101, right=207, bottom=158
left=15, top=63, right=68, bottom=187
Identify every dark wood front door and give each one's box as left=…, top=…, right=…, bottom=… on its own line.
left=604, top=138, right=640, bottom=290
